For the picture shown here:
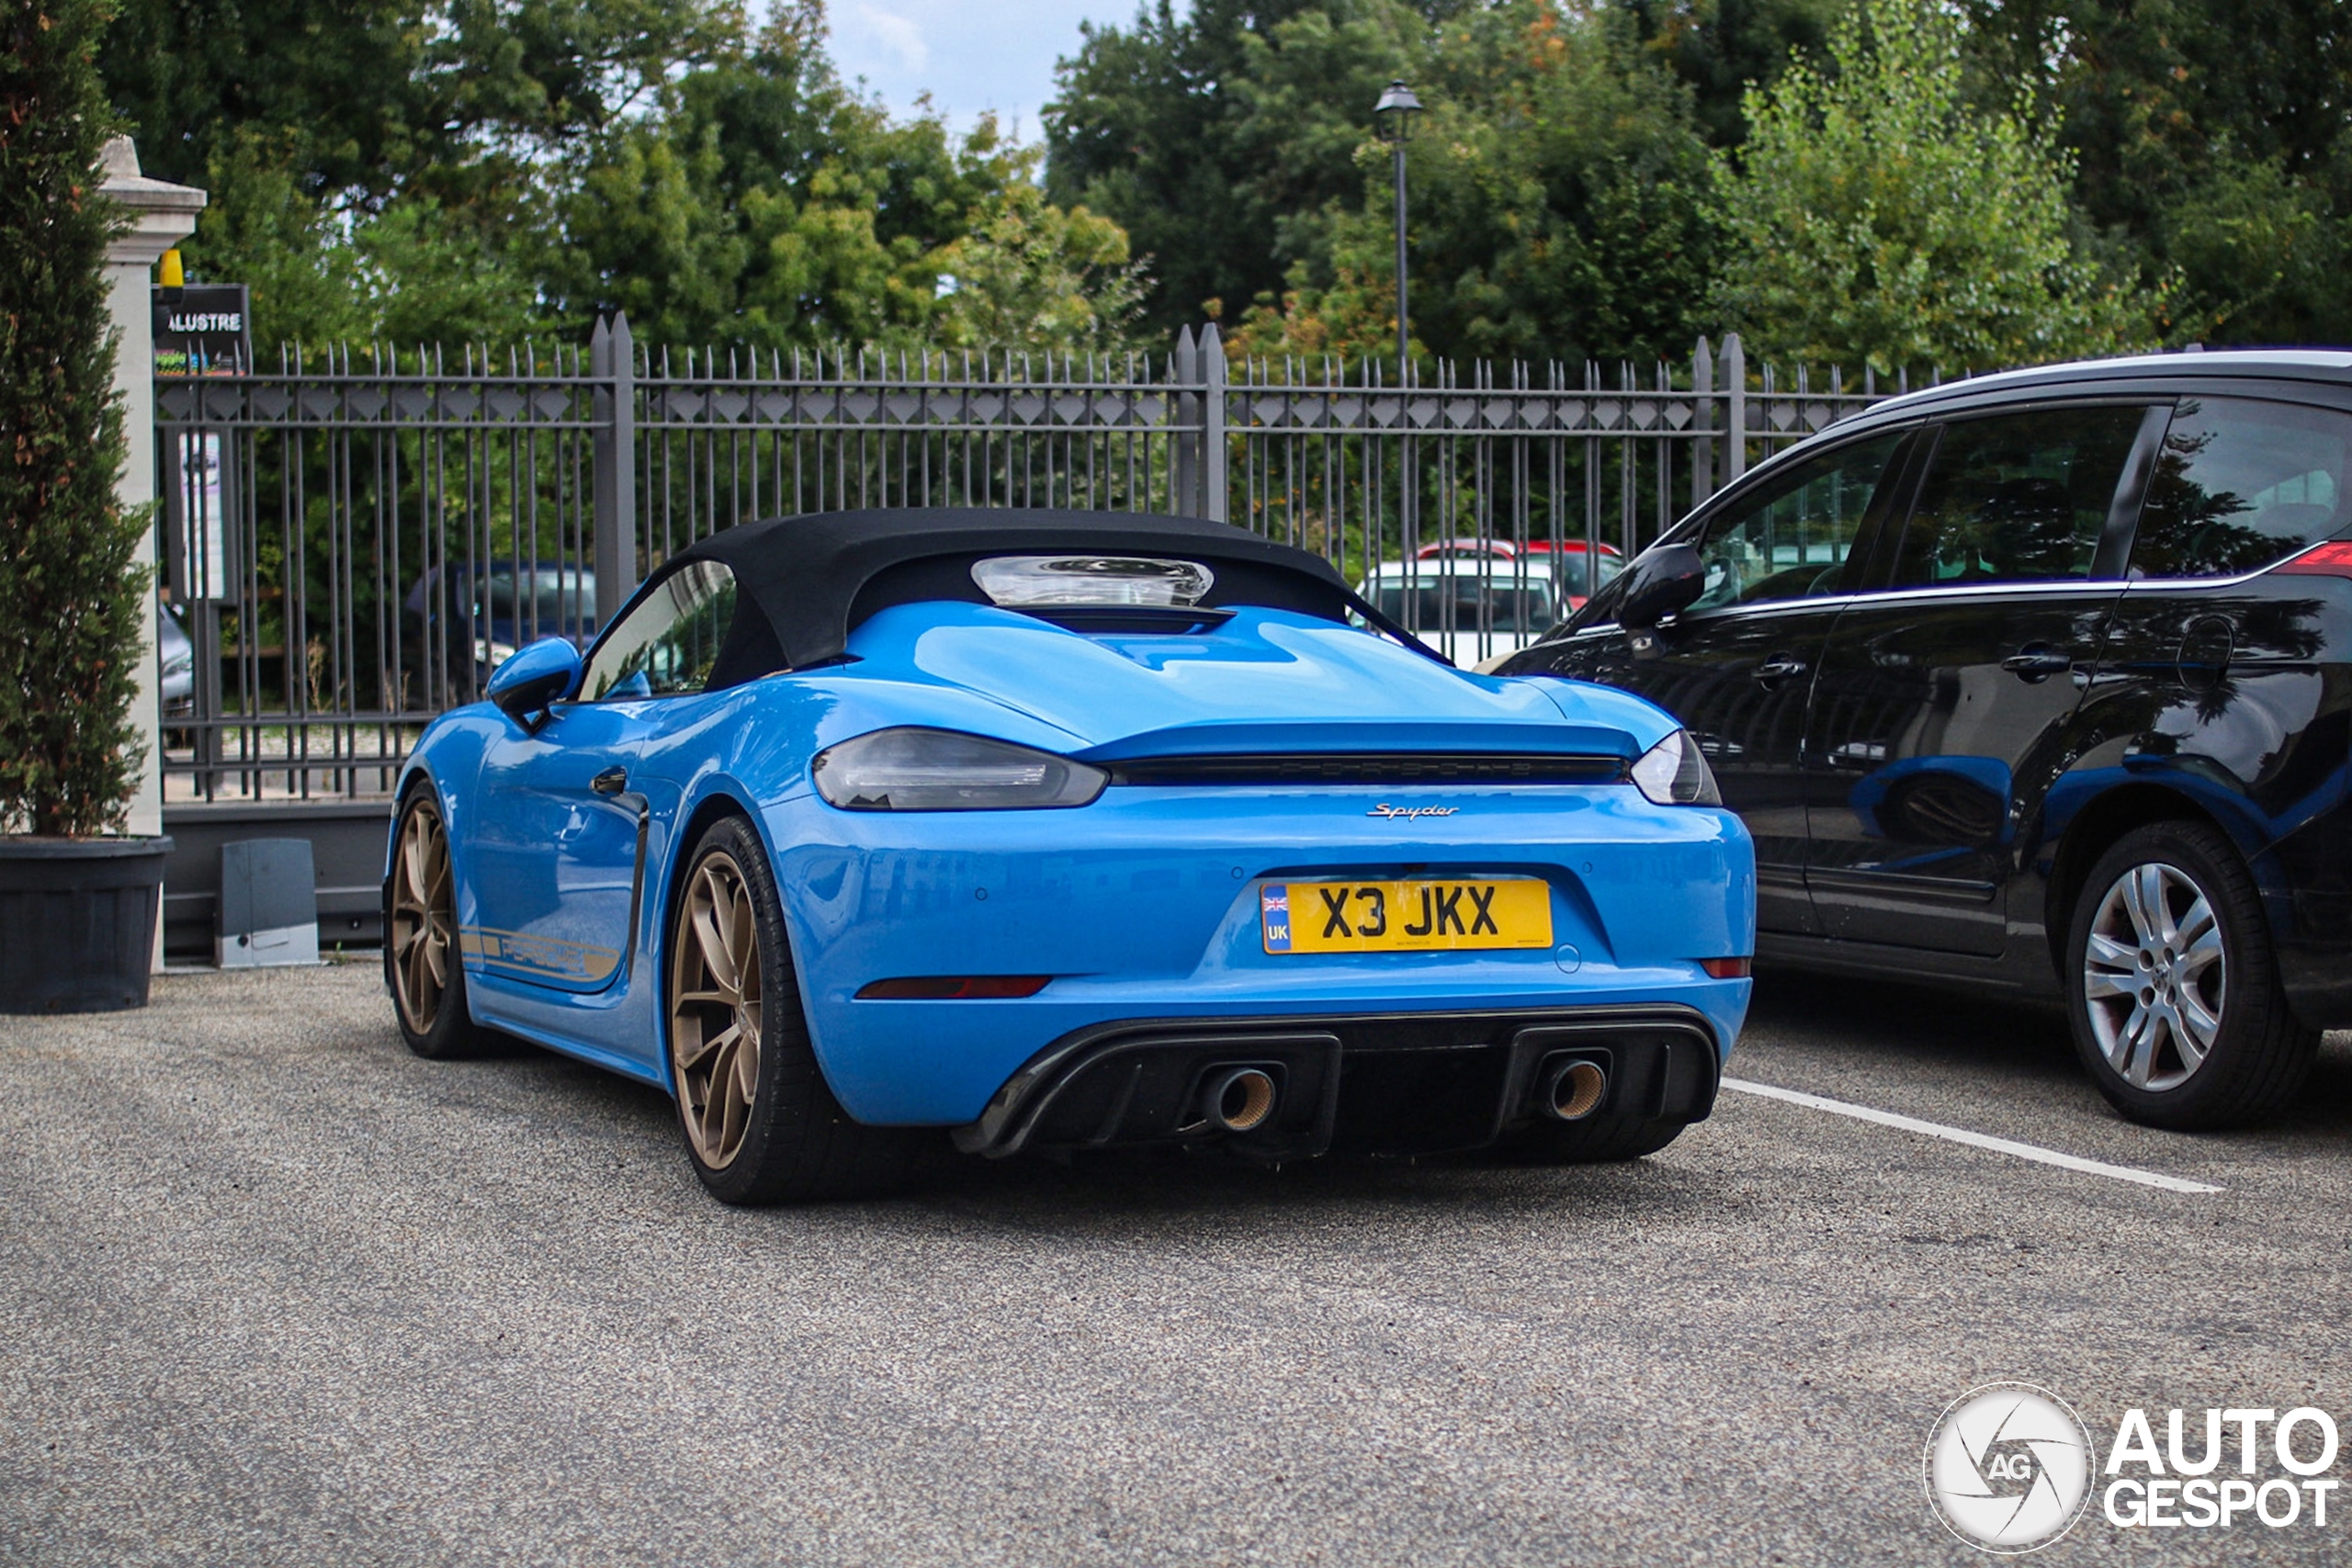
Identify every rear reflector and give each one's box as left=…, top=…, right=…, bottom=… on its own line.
left=1699, top=957, right=1752, bottom=979
left=855, top=976, right=1052, bottom=999
left=2273, top=540, right=2352, bottom=578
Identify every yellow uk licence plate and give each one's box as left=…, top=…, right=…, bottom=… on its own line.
left=1260, top=878, right=1551, bottom=953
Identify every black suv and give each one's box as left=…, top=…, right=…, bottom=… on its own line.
left=1499, top=351, right=2352, bottom=1130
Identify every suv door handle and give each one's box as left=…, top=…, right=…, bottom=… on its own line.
left=592, top=766, right=628, bottom=795
left=1752, top=655, right=1809, bottom=684
left=2000, top=647, right=2075, bottom=682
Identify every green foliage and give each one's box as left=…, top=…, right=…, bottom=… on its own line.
left=1615, top=0, right=1842, bottom=147
left=102, top=0, right=1148, bottom=354
left=1712, top=0, right=2154, bottom=374
left=1047, top=0, right=1432, bottom=340
left=1996, top=0, right=2352, bottom=347
left=99, top=0, right=741, bottom=200
left=932, top=172, right=1145, bottom=350
left=545, top=10, right=1143, bottom=351
left=2160, top=152, right=2352, bottom=348
left=0, top=0, right=152, bottom=836
left=90, top=0, right=2352, bottom=367
left=1071, top=0, right=1716, bottom=366
left=188, top=131, right=546, bottom=353
left=1327, top=3, right=1719, bottom=364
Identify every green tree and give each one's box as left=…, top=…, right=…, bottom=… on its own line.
left=100, top=0, right=741, bottom=200
left=1984, top=0, right=2352, bottom=347
left=1227, top=2, right=1717, bottom=366
left=1046, top=0, right=1434, bottom=339
left=550, top=8, right=1145, bottom=352
left=0, top=0, right=153, bottom=835
left=186, top=130, right=548, bottom=352
left=932, top=160, right=1146, bottom=350
left=1055, top=0, right=1718, bottom=364
left=1712, top=0, right=2155, bottom=374
left=1616, top=0, right=1842, bottom=149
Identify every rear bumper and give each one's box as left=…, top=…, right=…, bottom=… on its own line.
left=952, top=1003, right=1722, bottom=1160
left=2266, top=794, right=2352, bottom=1030
left=769, top=784, right=1755, bottom=1123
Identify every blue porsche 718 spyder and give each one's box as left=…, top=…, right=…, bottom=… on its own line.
left=385, top=509, right=1756, bottom=1202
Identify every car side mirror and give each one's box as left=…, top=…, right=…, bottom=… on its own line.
left=486, top=637, right=582, bottom=731
left=1615, top=543, right=1706, bottom=629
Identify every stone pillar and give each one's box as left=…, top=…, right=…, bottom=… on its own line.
left=97, top=138, right=206, bottom=967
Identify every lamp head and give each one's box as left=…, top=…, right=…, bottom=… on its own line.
left=1374, top=79, right=1422, bottom=142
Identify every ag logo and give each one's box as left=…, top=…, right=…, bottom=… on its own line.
left=1925, top=1382, right=2093, bottom=1553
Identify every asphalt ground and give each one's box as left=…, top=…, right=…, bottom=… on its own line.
left=4, top=961, right=2350, bottom=1566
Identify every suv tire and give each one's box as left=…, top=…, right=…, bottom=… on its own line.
left=2064, top=821, right=2317, bottom=1129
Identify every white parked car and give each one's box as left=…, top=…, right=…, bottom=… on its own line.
left=1355, top=553, right=1559, bottom=670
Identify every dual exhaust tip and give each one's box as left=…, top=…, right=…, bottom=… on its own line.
left=1538, top=1057, right=1607, bottom=1122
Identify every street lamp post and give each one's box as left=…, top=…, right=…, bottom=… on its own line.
left=1374, top=79, right=1422, bottom=375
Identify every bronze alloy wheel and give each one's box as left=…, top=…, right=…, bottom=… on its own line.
left=670, top=849, right=764, bottom=1170
left=390, top=798, right=457, bottom=1034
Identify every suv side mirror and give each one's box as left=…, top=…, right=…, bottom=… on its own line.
left=486, top=637, right=582, bottom=730
left=1616, top=543, right=1706, bottom=629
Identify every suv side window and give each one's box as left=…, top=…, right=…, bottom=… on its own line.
left=1891, top=407, right=2144, bottom=588
left=1687, top=432, right=1906, bottom=613
left=2130, top=396, right=2350, bottom=579
left=578, top=560, right=737, bottom=701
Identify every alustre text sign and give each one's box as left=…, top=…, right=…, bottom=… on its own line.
left=153, top=283, right=251, bottom=375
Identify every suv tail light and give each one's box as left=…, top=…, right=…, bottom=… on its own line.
left=2272, top=540, right=2352, bottom=578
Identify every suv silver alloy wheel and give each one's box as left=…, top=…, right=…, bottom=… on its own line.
left=2080, top=862, right=2225, bottom=1093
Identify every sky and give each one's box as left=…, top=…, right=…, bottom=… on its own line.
left=817, top=0, right=1143, bottom=142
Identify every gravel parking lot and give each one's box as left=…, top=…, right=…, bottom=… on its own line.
left=4, top=961, right=2349, bottom=1566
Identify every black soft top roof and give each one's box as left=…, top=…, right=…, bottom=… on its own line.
left=668, top=507, right=1380, bottom=677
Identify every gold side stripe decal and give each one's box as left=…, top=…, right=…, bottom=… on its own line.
left=459, top=926, right=620, bottom=983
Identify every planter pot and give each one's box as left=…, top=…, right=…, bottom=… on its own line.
left=0, top=836, right=173, bottom=1013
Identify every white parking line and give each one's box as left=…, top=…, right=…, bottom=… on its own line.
left=1719, top=1077, right=2225, bottom=1194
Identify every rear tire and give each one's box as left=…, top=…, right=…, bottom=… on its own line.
left=2064, top=821, right=2317, bottom=1130
left=1488, top=1108, right=1688, bottom=1164
left=666, top=815, right=944, bottom=1203
left=387, top=786, right=485, bottom=1060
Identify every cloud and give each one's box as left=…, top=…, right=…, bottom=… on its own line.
left=850, top=5, right=928, bottom=74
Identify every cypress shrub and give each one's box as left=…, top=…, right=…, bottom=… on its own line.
left=0, top=0, right=149, bottom=837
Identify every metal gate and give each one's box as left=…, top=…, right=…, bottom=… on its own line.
left=153, top=319, right=1924, bottom=805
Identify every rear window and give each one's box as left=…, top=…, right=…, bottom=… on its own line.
left=2130, top=397, right=2351, bottom=579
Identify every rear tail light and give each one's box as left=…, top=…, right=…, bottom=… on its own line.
left=1699, top=957, right=1752, bottom=979
left=1631, top=729, right=1723, bottom=806
left=2272, top=540, right=2352, bottom=578
left=855, top=976, right=1052, bottom=999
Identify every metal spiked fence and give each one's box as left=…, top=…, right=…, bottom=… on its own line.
left=153, top=318, right=1932, bottom=802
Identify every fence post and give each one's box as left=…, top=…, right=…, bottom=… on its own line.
left=1171, top=326, right=1200, bottom=517
left=102, top=138, right=205, bottom=970
left=1691, top=335, right=1714, bottom=504
left=1724, top=332, right=1747, bottom=483
left=1200, top=322, right=1227, bottom=524
left=591, top=312, right=638, bottom=623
